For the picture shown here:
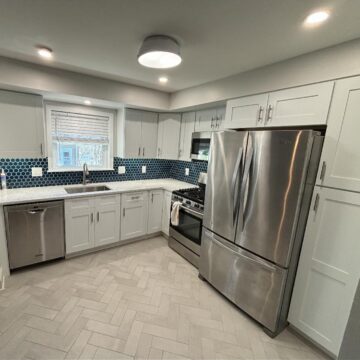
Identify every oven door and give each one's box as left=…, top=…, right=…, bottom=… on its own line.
left=170, top=205, right=203, bottom=255
left=191, top=132, right=211, bottom=161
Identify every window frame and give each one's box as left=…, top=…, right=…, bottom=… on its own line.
left=45, top=103, right=114, bottom=172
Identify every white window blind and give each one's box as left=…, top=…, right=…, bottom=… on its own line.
left=46, top=104, right=114, bottom=172
left=51, top=110, right=110, bottom=143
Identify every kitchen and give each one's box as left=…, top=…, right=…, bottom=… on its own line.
left=0, top=1, right=359, bottom=359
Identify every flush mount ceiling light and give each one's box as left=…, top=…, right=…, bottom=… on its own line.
left=84, top=99, right=92, bottom=105
left=37, top=46, right=53, bottom=59
left=158, top=76, right=168, bottom=84
left=138, top=35, right=182, bottom=69
left=304, top=10, right=330, bottom=26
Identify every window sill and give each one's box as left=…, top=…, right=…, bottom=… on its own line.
left=47, top=168, right=115, bottom=173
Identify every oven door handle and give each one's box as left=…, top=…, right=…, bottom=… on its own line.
left=179, top=205, right=203, bottom=219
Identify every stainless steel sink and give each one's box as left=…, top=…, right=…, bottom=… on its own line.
left=65, top=185, right=111, bottom=194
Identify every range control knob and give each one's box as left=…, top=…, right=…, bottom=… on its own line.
left=186, top=200, right=191, bottom=205
left=194, top=203, right=200, bottom=208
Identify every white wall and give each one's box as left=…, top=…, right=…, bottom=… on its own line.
left=170, top=38, right=360, bottom=110
left=0, top=56, right=170, bottom=111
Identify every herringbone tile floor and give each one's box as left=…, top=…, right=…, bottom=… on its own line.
left=0, top=236, right=327, bottom=360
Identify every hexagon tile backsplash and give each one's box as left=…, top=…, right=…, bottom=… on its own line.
left=0, top=158, right=208, bottom=189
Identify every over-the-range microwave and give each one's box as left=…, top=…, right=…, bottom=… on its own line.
left=191, top=132, right=211, bottom=161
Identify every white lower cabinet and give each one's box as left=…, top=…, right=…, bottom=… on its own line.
left=289, top=187, right=360, bottom=356
left=65, top=194, right=120, bottom=254
left=148, top=190, right=163, bottom=234
left=121, top=192, right=148, bottom=240
left=94, top=195, right=121, bottom=247
left=162, top=191, right=172, bottom=236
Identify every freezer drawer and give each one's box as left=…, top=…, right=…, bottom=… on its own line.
left=5, top=201, right=65, bottom=270
left=200, top=228, right=288, bottom=333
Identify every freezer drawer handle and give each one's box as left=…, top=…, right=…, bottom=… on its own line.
left=206, top=230, right=277, bottom=272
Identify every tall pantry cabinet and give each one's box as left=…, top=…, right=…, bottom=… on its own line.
left=289, top=77, right=360, bottom=357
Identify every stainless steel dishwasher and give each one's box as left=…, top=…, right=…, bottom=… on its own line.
left=5, top=200, right=65, bottom=270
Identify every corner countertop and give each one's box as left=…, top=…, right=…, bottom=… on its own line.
left=0, top=179, right=196, bottom=206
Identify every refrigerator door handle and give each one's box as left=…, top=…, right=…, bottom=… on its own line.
left=239, top=135, right=254, bottom=232
left=231, top=148, right=243, bottom=224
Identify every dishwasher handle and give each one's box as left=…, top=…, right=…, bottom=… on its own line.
left=27, top=209, right=45, bottom=214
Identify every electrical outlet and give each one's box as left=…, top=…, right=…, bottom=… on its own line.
left=142, top=165, right=146, bottom=174
left=185, top=168, right=190, bottom=176
left=31, top=167, right=43, bottom=177
left=118, top=166, right=126, bottom=174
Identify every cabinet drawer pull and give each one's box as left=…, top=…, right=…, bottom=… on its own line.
left=319, top=161, right=326, bottom=181
left=131, top=196, right=140, bottom=200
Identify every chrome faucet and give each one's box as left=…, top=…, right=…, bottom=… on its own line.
left=82, top=163, right=90, bottom=185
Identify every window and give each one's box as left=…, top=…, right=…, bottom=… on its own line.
left=46, top=104, right=114, bottom=171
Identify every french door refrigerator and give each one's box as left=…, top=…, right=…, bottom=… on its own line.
left=199, top=129, right=323, bottom=336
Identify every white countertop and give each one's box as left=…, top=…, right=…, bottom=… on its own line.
left=0, top=179, right=195, bottom=206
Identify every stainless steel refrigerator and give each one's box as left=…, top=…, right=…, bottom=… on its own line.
left=199, top=129, right=323, bottom=336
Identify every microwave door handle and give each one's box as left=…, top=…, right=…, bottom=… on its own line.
left=239, top=135, right=254, bottom=233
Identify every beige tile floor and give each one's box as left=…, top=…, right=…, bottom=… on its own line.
left=0, top=236, right=328, bottom=360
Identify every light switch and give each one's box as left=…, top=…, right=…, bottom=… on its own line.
left=185, top=168, right=190, bottom=176
left=32, top=167, right=43, bottom=177
left=142, top=165, right=146, bottom=174
left=118, top=166, right=126, bottom=174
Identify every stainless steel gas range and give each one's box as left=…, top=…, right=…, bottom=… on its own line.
left=168, top=173, right=206, bottom=268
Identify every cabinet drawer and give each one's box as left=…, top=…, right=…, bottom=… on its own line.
left=123, top=191, right=146, bottom=204
left=95, top=194, right=120, bottom=207
left=65, top=197, right=94, bottom=211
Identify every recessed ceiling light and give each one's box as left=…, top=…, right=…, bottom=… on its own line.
left=304, top=10, right=330, bottom=26
left=159, top=76, right=168, bottom=84
left=84, top=99, right=92, bottom=105
left=37, top=47, right=53, bottom=59
left=138, top=35, right=182, bottom=69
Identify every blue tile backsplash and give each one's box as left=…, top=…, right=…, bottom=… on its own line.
left=0, top=158, right=208, bottom=189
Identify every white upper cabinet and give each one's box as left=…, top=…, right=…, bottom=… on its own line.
left=157, top=113, right=181, bottom=159
left=147, top=190, right=163, bottom=234
left=224, top=94, right=269, bottom=129
left=124, top=109, right=158, bottom=158
left=194, top=107, right=225, bottom=132
left=0, top=90, right=44, bottom=158
left=121, top=191, right=148, bottom=240
left=316, top=77, right=360, bottom=193
left=289, top=187, right=360, bottom=356
left=265, top=82, right=334, bottom=127
left=179, top=112, right=195, bottom=161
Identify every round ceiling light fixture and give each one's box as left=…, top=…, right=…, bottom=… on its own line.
left=304, top=10, right=330, bottom=26
left=138, top=35, right=182, bottom=69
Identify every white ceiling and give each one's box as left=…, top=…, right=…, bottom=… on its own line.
left=0, top=0, right=360, bottom=92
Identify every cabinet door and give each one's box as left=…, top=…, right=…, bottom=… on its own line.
left=124, top=109, right=142, bottom=158
left=157, top=113, right=181, bottom=160
left=148, top=190, right=163, bottom=234
left=317, top=77, right=360, bottom=193
left=194, top=108, right=217, bottom=132
left=162, top=191, right=172, bottom=236
left=266, top=82, right=334, bottom=127
left=215, top=106, right=226, bottom=130
left=0, top=90, right=44, bottom=158
left=289, top=187, right=360, bottom=356
left=121, top=192, right=148, bottom=240
left=224, top=94, right=268, bottom=129
left=179, top=112, right=195, bottom=161
left=141, top=111, right=158, bottom=158
left=94, top=195, right=120, bottom=247
left=65, top=198, right=95, bottom=254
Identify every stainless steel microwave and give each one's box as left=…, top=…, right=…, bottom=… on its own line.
left=191, top=132, right=211, bottom=161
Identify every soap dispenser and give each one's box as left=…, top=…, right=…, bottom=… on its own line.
left=0, top=169, right=7, bottom=190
